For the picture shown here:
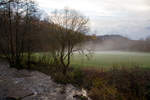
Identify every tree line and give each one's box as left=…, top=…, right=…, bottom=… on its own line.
left=0, top=0, right=90, bottom=75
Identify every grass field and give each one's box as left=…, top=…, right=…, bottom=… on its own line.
left=70, top=51, right=150, bottom=68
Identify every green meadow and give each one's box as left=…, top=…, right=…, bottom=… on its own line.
left=70, top=51, right=150, bottom=68
left=32, top=51, right=150, bottom=69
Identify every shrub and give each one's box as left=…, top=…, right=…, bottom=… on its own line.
left=82, top=67, right=150, bottom=100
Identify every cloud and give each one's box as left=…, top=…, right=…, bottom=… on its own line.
left=36, top=0, right=150, bottom=39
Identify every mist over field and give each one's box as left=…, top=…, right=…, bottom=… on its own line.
left=0, top=0, right=150, bottom=100
left=84, top=35, right=150, bottom=52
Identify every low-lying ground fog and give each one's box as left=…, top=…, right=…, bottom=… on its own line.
left=71, top=51, right=150, bottom=68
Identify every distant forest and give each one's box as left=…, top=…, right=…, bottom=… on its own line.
left=87, top=35, right=150, bottom=52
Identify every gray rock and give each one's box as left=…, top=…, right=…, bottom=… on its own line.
left=0, top=62, right=91, bottom=100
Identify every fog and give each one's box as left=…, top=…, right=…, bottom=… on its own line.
left=84, top=35, right=150, bottom=52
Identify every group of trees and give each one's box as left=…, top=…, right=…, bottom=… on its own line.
left=0, top=0, right=90, bottom=74
left=0, top=0, right=40, bottom=68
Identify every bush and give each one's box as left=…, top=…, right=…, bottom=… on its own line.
left=82, top=67, right=150, bottom=100
left=51, top=68, right=85, bottom=86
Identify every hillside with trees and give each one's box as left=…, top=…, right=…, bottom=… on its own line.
left=87, top=35, right=150, bottom=52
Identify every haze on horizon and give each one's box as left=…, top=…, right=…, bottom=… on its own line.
left=36, top=0, right=150, bottom=40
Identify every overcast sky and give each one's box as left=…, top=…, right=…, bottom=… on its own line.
left=36, top=0, right=150, bottom=40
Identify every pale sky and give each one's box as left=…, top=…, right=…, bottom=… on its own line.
left=36, top=0, right=150, bottom=39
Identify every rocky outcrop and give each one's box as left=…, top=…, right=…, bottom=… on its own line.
left=0, top=62, right=91, bottom=100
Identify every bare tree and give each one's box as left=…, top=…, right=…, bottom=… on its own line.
left=50, top=8, right=89, bottom=75
left=0, top=0, right=39, bottom=68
